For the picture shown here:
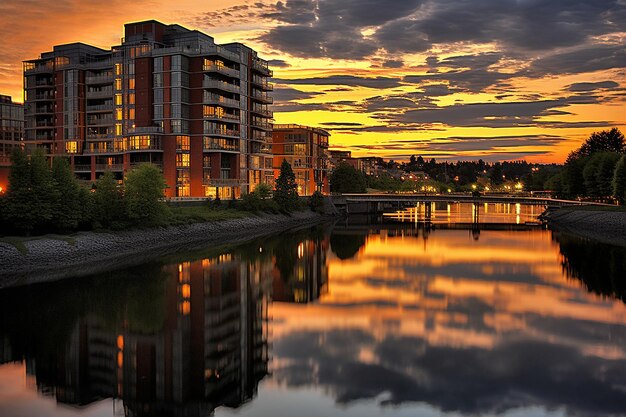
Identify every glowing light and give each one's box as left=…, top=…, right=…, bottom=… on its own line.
left=297, top=242, right=304, bottom=259
left=472, top=184, right=477, bottom=190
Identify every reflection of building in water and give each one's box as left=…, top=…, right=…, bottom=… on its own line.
left=272, top=238, right=329, bottom=303
left=10, top=255, right=271, bottom=416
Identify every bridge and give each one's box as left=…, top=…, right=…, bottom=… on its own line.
left=332, top=193, right=610, bottom=215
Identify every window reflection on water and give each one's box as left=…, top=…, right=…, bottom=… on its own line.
left=1, top=215, right=626, bottom=417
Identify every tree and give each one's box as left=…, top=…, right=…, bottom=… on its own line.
left=561, top=157, right=586, bottom=198
left=3, top=149, right=38, bottom=234
left=274, top=160, right=299, bottom=211
left=330, top=162, right=367, bottom=194
left=253, top=183, right=272, bottom=199
left=92, top=171, right=125, bottom=229
left=567, top=128, right=625, bottom=162
left=582, top=155, right=602, bottom=197
left=29, top=149, right=58, bottom=231
left=51, top=157, right=83, bottom=231
left=613, top=155, right=626, bottom=204
left=125, top=164, right=168, bottom=225
left=597, top=153, right=621, bottom=197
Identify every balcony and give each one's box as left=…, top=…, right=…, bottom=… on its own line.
left=252, top=120, right=272, bottom=130
left=203, top=64, right=240, bottom=78
left=32, top=93, right=54, bottom=101
left=203, top=79, right=240, bottom=94
left=252, top=132, right=272, bottom=142
left=87, top=133, right=114, bottom=140
left=34, top=79, right=54, bottom=87
left=95, top=163, right=124, bottom=171
left=24, top=63, right=54, bottom=74
left=252, top=91, right=273, bottom=104
left=87, top=116, right=114, bottom=126
left=205, top=128, right=240, bottom=138
left=203, top=139, right=239, bottom=152
left=86, top=104, right=113, bottom=112
left=203, top=113, right=240, bottom=123
left=252, top=77, right=274, bottom=91
left=86, top=74, right=114, bottom=84
left=252, top=60, right=273, bottom=77
left=35, top=107, right=53, bottom=114
left=251, top=107, right=273, bottom=118
left=87, top=89, right=113, bottom=99
left=203, top=96, right=240, bottom=108
left=128, top=126, right=163, bottom=134
left=203, top=178, right=246, bottom=187
left=74, top=165, right=92, bottom=173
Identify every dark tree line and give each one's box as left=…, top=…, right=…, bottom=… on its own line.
left=0, top=149, right=168, bottom=236
left=547, top=128, right=626, bottom=202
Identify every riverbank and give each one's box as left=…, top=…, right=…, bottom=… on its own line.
left=545, top=207, right=626, bottom=247
left=0, top=211, right=329, bottom=288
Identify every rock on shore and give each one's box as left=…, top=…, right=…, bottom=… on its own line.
left=546, top=208, right=626, bottom=247
left=0, top=211, right=327, bottom=288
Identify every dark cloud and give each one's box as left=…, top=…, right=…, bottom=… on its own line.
left=381, top=59, right=404, bottom=69
left=320, top=122, right=365, bottom=127
left=254, top=0, right=626, bottom=66
left=525, top=43, right=626, bottom=76
left=267, top=59, right=291, bottom=68
left=566, top=81, right=620, bottom=92
left=271, top=86, right=323, bottom=102
left=275, top=75, right=403, bottom=89
left=385, top=99, right=613, bottom=128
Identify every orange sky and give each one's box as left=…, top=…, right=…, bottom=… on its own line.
left=1, top=0, right=624, bottom=163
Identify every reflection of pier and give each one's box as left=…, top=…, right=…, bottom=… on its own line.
left=333, top=193, right=605, bottom=215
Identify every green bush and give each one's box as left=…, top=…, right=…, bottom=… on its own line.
left=310, top=191, right=325, bottom=213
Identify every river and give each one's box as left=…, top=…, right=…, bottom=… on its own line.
left=1, top=203, right=625, bottom=417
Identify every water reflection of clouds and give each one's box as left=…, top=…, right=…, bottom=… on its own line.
left=271, top=229, right=626, bottom=416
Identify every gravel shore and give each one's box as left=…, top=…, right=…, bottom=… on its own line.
left=0, top=211, right=328, bottom=288
left=546, top=208, right=626, bottom=247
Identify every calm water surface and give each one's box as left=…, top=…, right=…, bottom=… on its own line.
left=1, top=205, right=626, bottom=417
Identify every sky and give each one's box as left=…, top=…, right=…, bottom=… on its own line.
left=0, top=0, right=625, bottom=163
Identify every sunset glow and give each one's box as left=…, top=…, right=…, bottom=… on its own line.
left=1, top=0, right=624, bottom=162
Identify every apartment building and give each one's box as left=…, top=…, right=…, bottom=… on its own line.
left=0, top=95, right=24, bottom=192
left=272, top=124, right=329, bottom=196
left=23, top=20, right=273, bottom=198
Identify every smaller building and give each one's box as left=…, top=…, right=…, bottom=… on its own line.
left=0, top=95, right=24, bottom=193
left=328, top=149, right=363, bottom=172
left=272, top=124, right=330, bottom=195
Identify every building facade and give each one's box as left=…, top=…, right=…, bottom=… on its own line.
left=272, top=124, right=329, bottom=196
left=0, top=95, right=24, bottom=193
left=23, top=20, right=273, bottom=198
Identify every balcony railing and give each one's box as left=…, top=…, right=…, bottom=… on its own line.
left=203, top=96, right=240, bottom=108
left=85, top=74, right=114, bottom=84
left=203, top=64, right=240, bottom=78
left=252, top=60, right=273, bottom=76
left=252, top=120, right=272, bottom=130
left=203, top=178, right=246, bottom=187
left=203, top=140, right=239, bottom=152
left=203, top=79, right=240, bottom=93
left=203, top=113, right=240, bottom=122
left=86, top=104, right=113, bottom=112
left=87, top=89, right=113, bottom=99
left=251, top=108, right=273, bottom=118
left=205, top=128, right=240, bottom=138
left=87, top=133, right=114, bottom=140
left=87, top=117, right=114, bottom=126
left=128, top=126, right=163, bottom=134
left=252, top=91, right=273, bottom=104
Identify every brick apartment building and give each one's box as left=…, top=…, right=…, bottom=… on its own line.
left=0, top=95, right=24, bottom=193
left=271, top=124, right=330, bottom=195
left=23, top=20, right=273, bottom=198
